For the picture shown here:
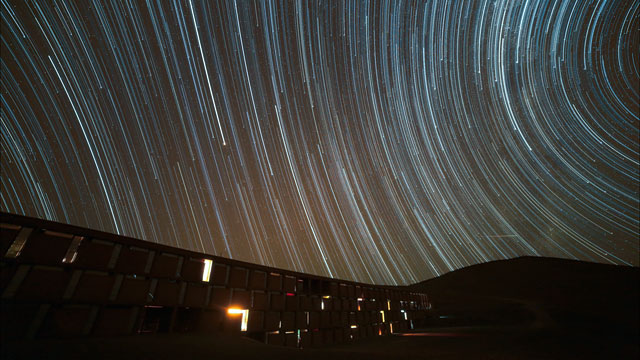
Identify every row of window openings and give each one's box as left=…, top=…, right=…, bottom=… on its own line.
left=226, top=307, right=409, bottom=333
left=5, top=229, right=421, bottom=309
left=5, top=232, right=296, bottom=289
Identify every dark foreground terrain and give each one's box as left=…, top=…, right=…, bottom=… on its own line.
left=3, top=257, right=638, bottom=359
left=2, top=326, right=637, bottom=360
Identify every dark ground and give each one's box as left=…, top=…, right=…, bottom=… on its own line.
left=3, top=257, right=638, bottom=359
left=2, top=326, right=637, bottom=360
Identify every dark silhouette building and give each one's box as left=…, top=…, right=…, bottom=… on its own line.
left=1, top=212, right=430, bottom=347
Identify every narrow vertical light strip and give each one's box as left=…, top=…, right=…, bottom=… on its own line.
left=241, top=310, right=248, bottom=331
left=202, top=259, right=213, bottom=282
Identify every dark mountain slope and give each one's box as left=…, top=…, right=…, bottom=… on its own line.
left=411, top=256, right=639, bottom=332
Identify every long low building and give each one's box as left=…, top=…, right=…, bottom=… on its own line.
left=0, top=212, right=430, bottom=347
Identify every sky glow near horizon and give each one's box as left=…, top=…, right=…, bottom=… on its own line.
left=1, top=0, right=638, bottom=285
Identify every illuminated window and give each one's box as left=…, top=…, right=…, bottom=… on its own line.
left=390, top=323, right=394, bottom=333
left=357, top=298, right=363, bottom=311
left=350, top=325, right=358, bottom=329
left=227, top=308, right=249, bottom=331
left=379, top=310, right=385, bottom=323
left=202, top=259, right=213, bottom=282
left=401, top=310, right=408, bottom=320
left=321, top=299, right=324, bottom=310
left=62, top=236, right=83, bottom=263
left=4, top=227, right=32, bottom=258
left=387, top=300, right=391, bottom=311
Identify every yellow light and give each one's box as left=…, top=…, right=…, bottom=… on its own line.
left=380, top=310, right=385, bottom=323
left=227, top=308, right=249, bottom=331
left=390, top=323, right=394, bottom=333
left=322, top=295, right=331, bottom=299
left=202, top=259, right=213, bottom=282
left=387, top=300, right=391, bottom=311
left=350, top=325, right=358, bottom=329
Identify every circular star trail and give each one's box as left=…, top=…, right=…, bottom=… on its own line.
left=1, top=0, right=638, bottom=285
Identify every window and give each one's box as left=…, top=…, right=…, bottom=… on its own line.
left=227, top=308, right=248, bottom=331
left=62, top=236, right=83, bottom=263
left=202, top=259, right=213, bottom=282
left=4, top=227, right=32, bottom=258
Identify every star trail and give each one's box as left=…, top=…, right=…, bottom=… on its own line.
left=1, top=0, right=638, bottom=285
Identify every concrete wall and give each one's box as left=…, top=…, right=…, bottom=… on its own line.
left=0, top=212, right=430, bottom=347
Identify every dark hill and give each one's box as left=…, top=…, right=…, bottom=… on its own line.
left=411, top=256, right=639, bottom=332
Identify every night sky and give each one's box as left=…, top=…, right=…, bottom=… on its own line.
left=1, top=0, right=638, bottom=285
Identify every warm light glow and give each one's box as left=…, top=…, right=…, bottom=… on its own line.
left=227, top=308, right=249, bottom=331
left=322, top=295, right=331, bottom=299
left=380, top=310, right=385, bottom=323
left=387, top=300, right=391, bottom=311
left=390, top=323, right=394, bottom=333
left=350, top=325, right=358, bottom=329
left=202, top=259, right=213, bottom=282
